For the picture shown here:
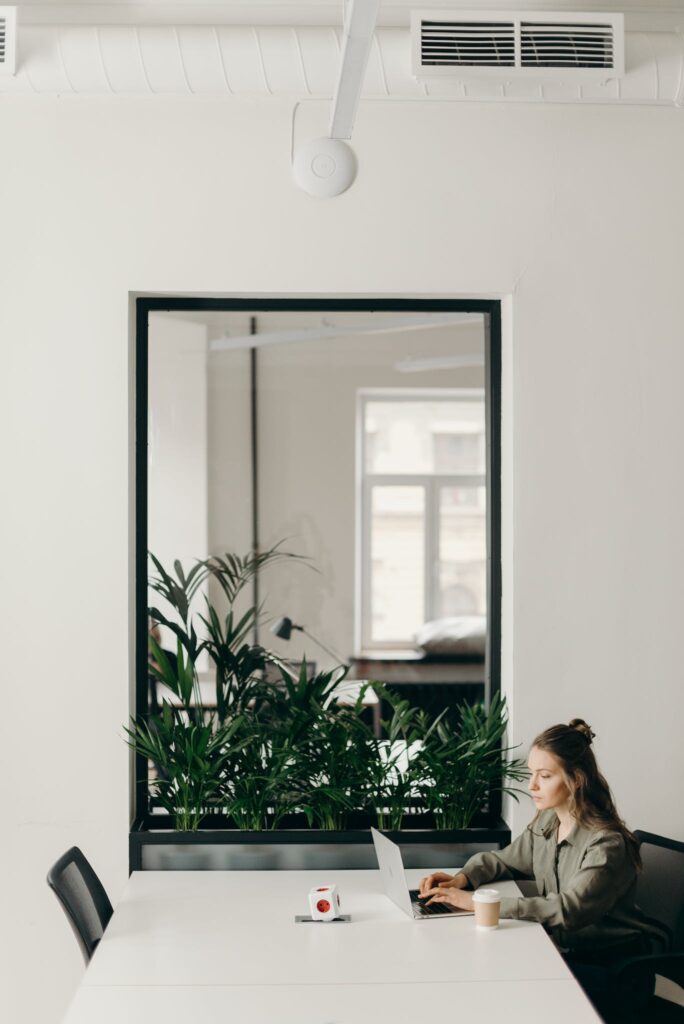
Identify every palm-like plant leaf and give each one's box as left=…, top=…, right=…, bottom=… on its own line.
left=414, top=693, right=527, bottom=829
left=138, top=548, right=525, bottom=834
left=125, top=709, right=250, bottom=830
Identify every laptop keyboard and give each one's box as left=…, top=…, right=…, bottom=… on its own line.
left=409, top=890, right=455, bottom=916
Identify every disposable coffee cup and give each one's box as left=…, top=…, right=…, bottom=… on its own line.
left=473, top=888, right=501, bottom=930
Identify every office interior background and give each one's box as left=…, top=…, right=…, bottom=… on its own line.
left=1, top=1, right=683, bottom=1021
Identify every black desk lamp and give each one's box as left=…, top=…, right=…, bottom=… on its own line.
left=270, top=616, right=348, bottom=667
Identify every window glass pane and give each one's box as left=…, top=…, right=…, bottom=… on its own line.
left=432, top=431, right=484, bottom=474
left=438, top=485, right=487, bottom=617
left=370, top=486, right=424, bottom=643
left=365, top=399, right=485, bottom=475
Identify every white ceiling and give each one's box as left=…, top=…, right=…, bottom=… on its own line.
left=12, top=2, right=684, bottom=30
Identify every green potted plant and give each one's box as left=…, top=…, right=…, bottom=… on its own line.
left=414, top=692, right=528, bottom=830
left=127, top=547, right=526, bottom=866
left=125, top=705, right=248, bottom=832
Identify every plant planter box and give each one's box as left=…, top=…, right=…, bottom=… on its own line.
left=129, top=816, right=511, bottom=872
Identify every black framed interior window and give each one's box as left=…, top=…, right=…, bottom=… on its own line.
left=134, top=297, right=502, bottom=825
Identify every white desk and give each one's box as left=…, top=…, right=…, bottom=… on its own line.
left=64, top=869, right=600, bottom=1022
left=65, top=981, right=599, bottom=1024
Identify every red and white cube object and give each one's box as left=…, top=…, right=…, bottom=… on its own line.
left=308, top=885, right=341, bottom=921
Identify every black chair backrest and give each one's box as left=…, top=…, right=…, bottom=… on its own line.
left=47, top=847, right=113, bottom=964
left=634, top=830, right=684, bottom=952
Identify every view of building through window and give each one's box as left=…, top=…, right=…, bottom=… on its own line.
left=361, top=392, right=486, bottom=647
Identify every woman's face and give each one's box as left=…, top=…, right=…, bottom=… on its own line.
left=527, top=746, right=572, bottom=811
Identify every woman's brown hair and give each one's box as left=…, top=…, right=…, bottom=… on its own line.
left=529, top=718, right=641, bottom=870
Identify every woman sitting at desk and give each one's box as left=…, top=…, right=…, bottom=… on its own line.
left=419, top=719, right=662, bottom=1021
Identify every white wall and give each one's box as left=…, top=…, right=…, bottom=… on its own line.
left=207, top=347, right=253, bottom=559
left=148, top=315, right=209, bottom=651
left=204, top=325, right=484, bottom=667
left=1, top=95, right=683, bottom=1023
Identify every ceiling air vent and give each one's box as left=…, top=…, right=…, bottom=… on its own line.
left=0, top=6, right=17, bottom=76
left=412, top=10, right=624, bottom=80
left=420, top=20, right=515, bottom=68
left=521, top=21, right=614, bottom=69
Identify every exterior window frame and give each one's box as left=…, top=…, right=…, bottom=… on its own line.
left=357, top=389, right=486, bottom=652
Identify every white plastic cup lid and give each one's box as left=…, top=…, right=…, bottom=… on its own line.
left=473, top=888, right=501, bottom=904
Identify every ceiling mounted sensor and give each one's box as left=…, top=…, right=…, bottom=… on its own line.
left=293, top=0, right=380, bottom=198
left=0, top=6, right=17, bottom=76
left=412, top=10, right=624, bottom=80
left=293, top=138, right=358, bottom=200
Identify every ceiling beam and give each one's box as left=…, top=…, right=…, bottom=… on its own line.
left=329, top=0, right=380, bottom=141
left=12, top=3, right=683, bottom=32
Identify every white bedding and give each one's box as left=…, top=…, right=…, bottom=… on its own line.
left=414, top=616, right=486, bottom=656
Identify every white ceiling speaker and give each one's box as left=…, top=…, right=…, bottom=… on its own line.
left=292, top=138, right=357, bottom=199
left=293, top=0, right=379, bottom=198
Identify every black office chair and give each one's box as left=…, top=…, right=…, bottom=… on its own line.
left=612, top=831, right=684, bottom=1021
left=47, top=847, right=113, bottom=964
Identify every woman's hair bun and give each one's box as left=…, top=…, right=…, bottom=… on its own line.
left=569, top=718, right=595, bottom=744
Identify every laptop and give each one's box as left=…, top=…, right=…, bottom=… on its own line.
left=370, top=827, right=474, bottom=921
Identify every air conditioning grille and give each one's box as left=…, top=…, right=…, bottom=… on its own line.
left=0, top=6, right=16, bottom=75
left=421, top=20, right=515, bottom=67
left=521, top=22, right=614, bottom=69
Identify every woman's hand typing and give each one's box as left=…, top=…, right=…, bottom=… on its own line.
left=422, top=886, right=475, bottom=913
left=418, top=871, right=468, bottom=897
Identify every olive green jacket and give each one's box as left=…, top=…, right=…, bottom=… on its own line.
left=461, top=809, right=661, bottom=952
